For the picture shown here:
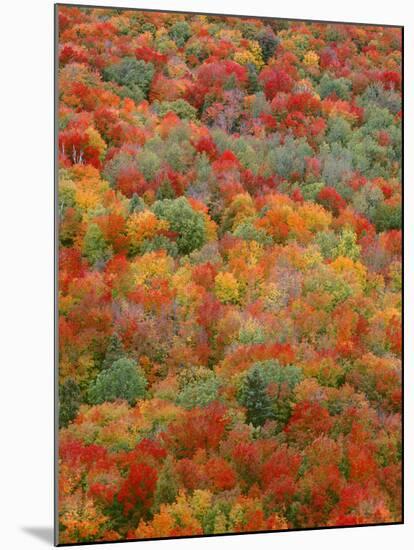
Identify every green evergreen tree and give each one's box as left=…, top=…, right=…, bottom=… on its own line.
left=373, top=202, right=402, bottom=232
left=153, top=457, right=179, bottom=512
left=59, top=378, right=81, bottom=428
left=257, top=360, right=303, bottom=426
left=156, top=178, right=176, bottom=200
left=258, top=26, right=279, bottom=62
left=129, top=193, right=146, bottom=214
left=102, top=334, right=125, bottom=370
left=246, top=63, right=261, bottom=94
left=239, top=365, right=273, bottom=427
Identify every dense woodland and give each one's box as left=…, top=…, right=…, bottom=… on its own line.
left=57, top=5, right=402, bottom=543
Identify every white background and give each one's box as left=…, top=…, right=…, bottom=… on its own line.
left=0, top=0, right=411, bottom=548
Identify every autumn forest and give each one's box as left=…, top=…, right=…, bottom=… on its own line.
left=57, top=5, right=402, bottom=544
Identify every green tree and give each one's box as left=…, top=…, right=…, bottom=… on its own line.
left=168, top=21, right=191, bottom=47
left=250, top=92, right=270, bottom=118
left=102, top=334, right=125, bottom=370
left=268, top=135, right=313, bottom=180
left=233, top=221, right=272, bottom=246
left=176, top=375, right=220, bottom=409
left=257, top=26, right=279, bottom=62
left=136, top=149, right=161, bottom=181
left=246, top=63, right=261, bottom=94
left=59, top=378, right=81, bottom=428
left=257, top=360, right=303, bottom=425
left=352, top=182, right=384, bottom=220
left=318, top=73, right=352, bottom=100
left=88, top=358, right=147, bottom=406
left=238, top=319, right=266, bottom=345
left=239, top=365, right=273, bottom=427
left=139, top=235, right=179, bottom=258
left=152, top=197, right=207, bottom=255
left=158, top=99, right=197, bottom=120
left=327, top=116, right=352, bottom=146
left=156, top=179, right=176, bottom=200
left=334, top=228, right=361, bottom=260
left=301, top=181, right=325, bottom=201
left=129, top=193, right=146, bottom=214
left=82, top=223, right=112, bottom=265
left=373, top=202, right=402, bottom=232
left=153, top=457, right=179, bottom=512
left=314, top=230, right=339, bottom=260
left=103, top=57, right=154, bottom=98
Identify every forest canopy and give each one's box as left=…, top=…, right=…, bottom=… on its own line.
left=57, top=5, right=402, bottom=544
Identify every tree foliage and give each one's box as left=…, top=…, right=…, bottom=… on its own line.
left=152, top=197, right=207, bottom=255
left=88, top=358, right=147, bottom=406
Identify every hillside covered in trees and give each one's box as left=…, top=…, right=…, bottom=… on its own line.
left=57, top=5, right=402, bottom=544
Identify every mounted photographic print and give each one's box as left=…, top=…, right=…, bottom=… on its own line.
left=55, top=3, right=403, bottom=545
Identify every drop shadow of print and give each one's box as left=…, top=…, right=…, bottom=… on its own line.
left=22, top=526, right=54, bottom=545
